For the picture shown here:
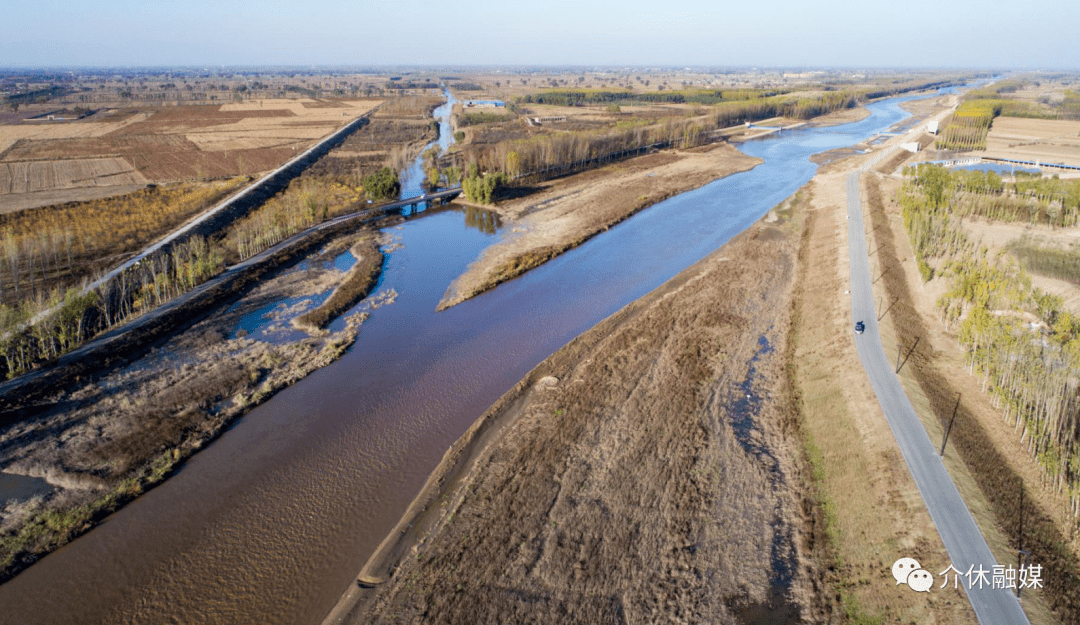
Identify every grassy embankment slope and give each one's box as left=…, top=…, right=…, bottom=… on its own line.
left=330, top=149, right=1003, bottom=624
left=788, top=161, right=980, bottom=624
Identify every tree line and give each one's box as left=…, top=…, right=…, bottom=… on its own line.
left=906, top=164, right=1080, bottom=228
left=518, top=87, right=794, bottom=108
left=0, top=179, right=245, bottom=308
left=900, top=164, right=1080, bottom=520
left=455, top=90, right=860, bottom=192
left=0, top=235, right=223, bottom=378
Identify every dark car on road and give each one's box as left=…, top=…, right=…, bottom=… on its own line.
left=855, top=321, right=865, bottom=334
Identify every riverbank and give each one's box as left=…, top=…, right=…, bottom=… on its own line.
left=438, top=142, right=762, bottom=310
left=788, top=157, right=979, bottom=623
left=327, top=197, right=831, bottom=623
left=0, top=228, right=384, bottom=583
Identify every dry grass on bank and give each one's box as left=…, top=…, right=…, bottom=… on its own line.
left=789, top=171, right=976, bottom=624
left=0, top=178, right=247, bottom=306
left=0, top=231, right=376, bottom=584
left=335, top=212, right=825, bottom=624
left=294, top=235, right=383, bottom=331
left=438, top=143, right=762, bottom=310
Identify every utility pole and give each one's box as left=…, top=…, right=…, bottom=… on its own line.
left=940, top=393, right=961, bottom=456
left=896, top=337, right=919, bottom=373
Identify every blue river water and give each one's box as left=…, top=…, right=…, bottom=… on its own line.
left=0, top=90, right=947, bottom=625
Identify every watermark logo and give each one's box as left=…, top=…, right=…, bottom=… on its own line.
left=892, top=557, right=1044, bottom=592
left=892, top=557, right=933, bottom=592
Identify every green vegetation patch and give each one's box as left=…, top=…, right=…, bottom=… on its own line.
left=362, top=167, right=401, bottom=201
left=459, top=111, right=516, bottom=126
left=518, top=87, right=796, bottom=108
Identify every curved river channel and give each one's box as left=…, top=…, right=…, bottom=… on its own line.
left=0, top=90, right=943, bottom=624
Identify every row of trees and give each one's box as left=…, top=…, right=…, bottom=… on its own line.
left=225, top=177, right=365, bottom=261
left=0, top=93, right=433, bottom=378
left=517, top=87, right=795, bottom=107
left=936, top=101, right=999, bottom=150
left=0, top=236, right=223, bottom=378
left=905, top=164, right=1080, bottom=228
left=461, top=166, right=509, bottom=204
left=0, top=179, right=245, bottom=306
left=465, top=91, right=859, bottom=184
left=900, top=166, right=1080, bottom=518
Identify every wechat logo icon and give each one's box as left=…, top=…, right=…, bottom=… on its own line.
left=892, top=557, right=933, bottom=593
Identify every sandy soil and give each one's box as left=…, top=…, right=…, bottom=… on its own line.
left=329, top=208, right=824, bottom=624
left=0, top=230, right=381, bottom=583
left=806, top=106, right=871, bottom=127
left=437, top=143, right=762, bottom=310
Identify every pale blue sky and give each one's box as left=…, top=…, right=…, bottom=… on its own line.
left=1, top=0, right=1077, bottom=68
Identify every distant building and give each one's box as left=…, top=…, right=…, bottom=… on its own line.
left=901, top=142, right=921, bottom=153
left=529, top=116, right=566, bottom=125
left=927, top=120, right=939, bottom=135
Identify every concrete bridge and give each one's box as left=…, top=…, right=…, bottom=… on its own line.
left=385, top=187, right=462, bottom=213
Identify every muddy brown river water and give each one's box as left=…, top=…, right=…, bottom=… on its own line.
left=0, top=91, right=943, bottom=624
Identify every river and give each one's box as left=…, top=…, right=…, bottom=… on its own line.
left=0, top=90, right=941, bottom=624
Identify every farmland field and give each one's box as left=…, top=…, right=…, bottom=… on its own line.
left=0, top=98, right=382, bottom=211
left=982, top=117, right=1080, bottom=166
left=0, top=157, right=145, bottom=194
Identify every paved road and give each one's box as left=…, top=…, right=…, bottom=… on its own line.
left=845, top=167, right=1030, bottom=624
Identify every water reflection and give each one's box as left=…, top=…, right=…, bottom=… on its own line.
left=462, top=205, right=501, bottom=234
left=0, top=472, right=53, bottom=504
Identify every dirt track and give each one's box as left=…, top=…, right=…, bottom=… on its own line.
left=329, top=209, right=828, bottom=624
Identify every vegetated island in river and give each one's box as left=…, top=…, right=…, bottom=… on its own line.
left=438, top=106, right=871, bottom=311
left=327, top=199, right=829, bottom=623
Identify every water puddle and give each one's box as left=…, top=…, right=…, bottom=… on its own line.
left=229, top=249, right=357, bottom=342
left=954, top=162, right=1041, bottom=176
left=726, top=333, right=800, bottom=623
left=0, top=472, right=53, bottom=504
